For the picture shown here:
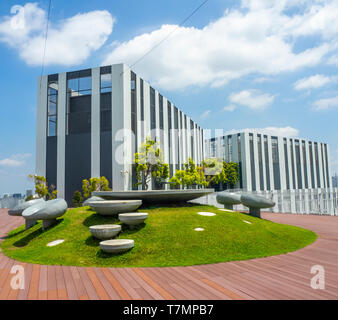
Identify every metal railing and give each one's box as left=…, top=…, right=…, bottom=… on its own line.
left=193, top=188, right=338, bottom=216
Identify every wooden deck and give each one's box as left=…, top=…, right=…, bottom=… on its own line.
left=0, top=208, right=337, bottom=300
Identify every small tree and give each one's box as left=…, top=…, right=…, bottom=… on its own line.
left=72, top=190, right=84, bottom=207
left=169, top=158, right=208, bottom=189
left=135, top=137, right=169, bottom=190
left=28, top=174, right=58, bottom=200
left=82, top=176, right=110, bottom=199
left=201, top=159, right=239, bottom=189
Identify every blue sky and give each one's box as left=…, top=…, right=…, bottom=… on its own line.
left=0, top=0, right=338, bottom=195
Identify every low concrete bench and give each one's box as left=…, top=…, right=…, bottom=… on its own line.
left=241, top=193, right=275, bottom=218
left=216, top=192, right=241, bottom=210
left=22, top=198, right=68, bottom=230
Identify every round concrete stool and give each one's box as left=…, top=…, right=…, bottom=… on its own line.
left=89, top=224, right=121, bottom=240
left=100, top=239, right=134, bottom=254
left=118, top=212, right=148, bottom=229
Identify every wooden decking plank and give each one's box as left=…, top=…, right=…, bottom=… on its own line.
left=133, top=268, right=175, bottom=300
left=28, top=264, right=40, bottom=300
left=62, top=266, right=79, bottom=300
left=17, top=263, right=32, bottom=300
left=93, top=268, right=120, bottom=300
left=101, top=268, right=131, bottom=300
left=77, top=267, right=100, bottom=300
left=47, top=265, right=58, bottom=300
left=38, top=265, right=48, bottom=300
left=55, top=266, right=68, bottom=300
left=85, top=267, right=110, bottom=300
left=70, top=266, right=89, bottom=300
left=110, top=268, right=146, bottom=300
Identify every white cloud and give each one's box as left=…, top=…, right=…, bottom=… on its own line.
left=328, top=54, right=338, bottom=66
left=313, top=96, right=338, bottom=110
left=223, top=105, right=236, bottom=112
left=0, top=153, right=31, bottom=167
left=200, top=110, right=211, bottom=120
left=225, top=126, right=299, bottom=137
left=0, top=3, right=114, bottom=66
left=228, top=90, right=275, bottom=110
left=294, top=74, right=330, bottom=90
left=103, top=0, right=338, bottom=90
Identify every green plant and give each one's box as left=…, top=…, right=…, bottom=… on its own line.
left=28, top=174, right=58, bottom=200
left=169, top=157, right=208, bottom=188
left=135, top=137, right=169, bottom=190
left=25, top=195, right=34, bottom=201
left=72, top=190, right=84, bottom=207
left=82, top=176, right=110, bottom=199
left=201, top=159, right=239, bottom=188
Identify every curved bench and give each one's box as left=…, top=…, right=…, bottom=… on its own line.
left=241, top=193, right=275, bottom=218
left=216, top=192, right=241, bottom=210
left=23, top=198, right=68, bottom=230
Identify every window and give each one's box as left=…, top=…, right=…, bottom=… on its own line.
left=258, top=135, right=264, bottom=190
left=47, top=80, right=58, bottom=137
left=309, top=142, right=315, bottom=188
left=67, top=71, right=92, bottom=97
left=302, top=141, right=308, bottom=188
left=101, top=73, right=112, bottom=93
left=295, top=140, right=302, bottom=189
left=249, top=133, right=256, bottom=191
left=271, top=137, right=281, bottom=190
left=150, top=87, right=156, bottom=132
left=284, top=138, right=290, bottom=189
left=66, top=70, right=92, bottom=134
left=264, top=136, right=270, bottom=190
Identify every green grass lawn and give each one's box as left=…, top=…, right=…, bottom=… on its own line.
left=1, top=204, right=317, bottom=267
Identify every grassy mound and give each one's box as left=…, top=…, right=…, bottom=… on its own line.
left=1, top=205, right=317, bottom=267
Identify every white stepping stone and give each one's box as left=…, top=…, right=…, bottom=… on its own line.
left=194, top=228, right=205, bottom=231
left=89, top=224, right=121, bottom=240
left=100, top=239, right=134, bottom=254
left=47, top=239, right=64, bottom=247
left=118, top=212, right=148, bottom=229
left=197, top=212, right=216, bottom=216
left=243, top=220, right=252, bottom=224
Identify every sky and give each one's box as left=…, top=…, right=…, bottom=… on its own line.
left=0, top=0, right=338, bottom=195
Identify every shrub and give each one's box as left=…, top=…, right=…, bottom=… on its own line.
left=72, top=190, right=83, bottom=207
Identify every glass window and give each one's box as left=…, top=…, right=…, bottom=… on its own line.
left=101, top=73, right=112, bottom=93
left=79, top=76, right=91, bottom=92
left=47, top=81, right=58, bottom=137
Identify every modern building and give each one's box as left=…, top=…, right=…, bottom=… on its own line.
left=36, top=63, right=205, bottom=204
left=205, top=131, right=332, bottom=192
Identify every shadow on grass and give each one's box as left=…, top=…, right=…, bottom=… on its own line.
left=140, top=201, right=201, bottom=209
left=96, top=248, right=133, bottom=259
left=12, top=219, right=63, bottom=247
left=82, top=213, right=120, bottom=227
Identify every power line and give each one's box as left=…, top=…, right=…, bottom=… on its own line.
left=129, top=0, right=211, bottom=70
left=41, top=0, right=52, bottom=77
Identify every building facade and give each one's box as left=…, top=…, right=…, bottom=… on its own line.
left=205, top=131, right=332, bottom=192
left=36, top=64, right=205, bottom=204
